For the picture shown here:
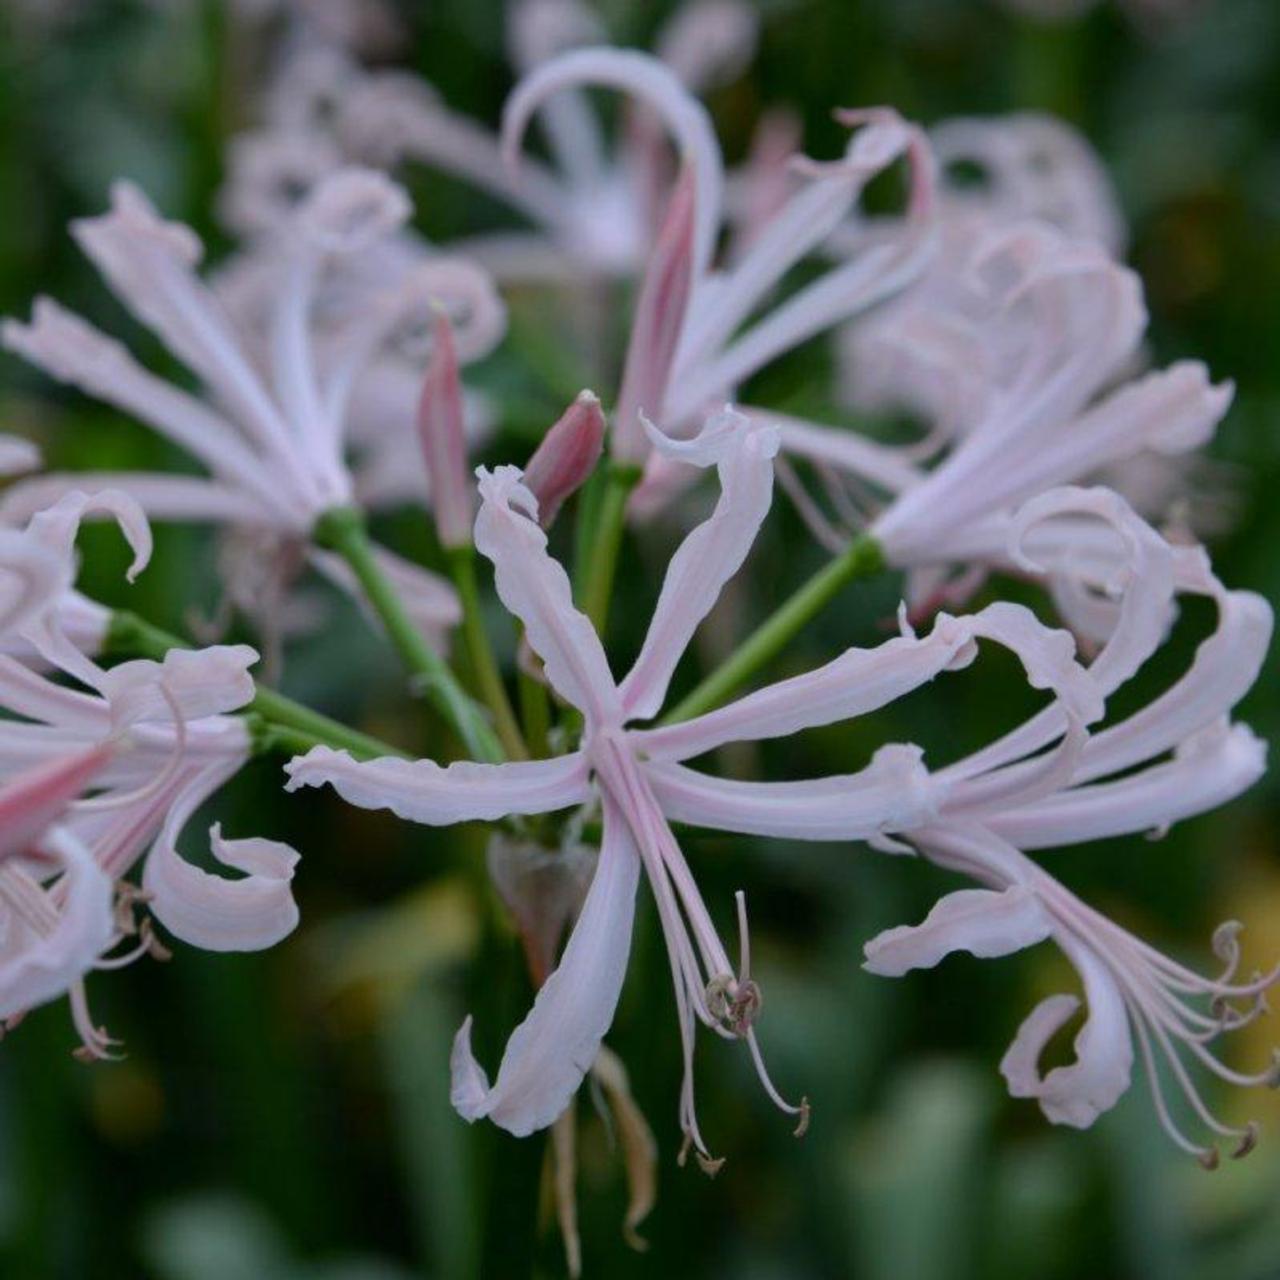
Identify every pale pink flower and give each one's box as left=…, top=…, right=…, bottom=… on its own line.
left=504, top=56, right=935, bottom=468
left=285, top=408, right=1099, bottom=1160
left=768, top=223, right=1231, bottom=621
left=211, top=228, right=505, bottom=519
left=868, top=491, right=1276, bottom=1165
left=316, top=2, right=757, bottom=283
left=2, top=172, right=467, bottom=648
left=0, top=491, right=301, bottom=1054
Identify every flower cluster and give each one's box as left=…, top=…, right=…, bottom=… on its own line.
left=0, top=5, right=1272, bottom=1273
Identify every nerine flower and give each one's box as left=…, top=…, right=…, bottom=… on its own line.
left=1, top=170, right=469, bottom=646
left=0, top=491, right=301, bottom=1054
left=868, top=488, right=1276, bottom=1165
left=251, top=0, right=760, bottom=282
left=502, top=52, right=936, bottom=469
left=768, top=221, right=1230, bottom=623
left=285, top=409, right=1099, bottom=1161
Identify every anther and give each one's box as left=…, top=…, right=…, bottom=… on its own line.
left=1232, top=1122, right=1259, bottom=1160
left=1196, top=1147, right=1220, bottom=1172
left=794, top=1098, right=812, bottom=1139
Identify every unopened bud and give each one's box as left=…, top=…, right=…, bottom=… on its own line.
left=523, top=391, right=605, bottom=528
left=613, top=161, right=696, bottom=463
left=417, top=308, right=474, bottom=549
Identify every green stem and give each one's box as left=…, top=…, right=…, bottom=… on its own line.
left=314, top=507, right=503, bottom=763
left=448, top=546, right=527, bottom=760
left=105, top=610, right=405, bottom=761
left=661, top=532, right=886, bottom=724
left=578, top=461, right=642, bottom=633
left=517, top=665, right=552, bottom=760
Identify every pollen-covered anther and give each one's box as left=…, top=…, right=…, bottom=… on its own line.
left=729, top=980, right=763, bottom=1037
left=677, top=1132, right=725, bottom=1178
left=1232, top=1121, right=1259, bottom=1160
left=793, top=1097, right=812, bottom=1138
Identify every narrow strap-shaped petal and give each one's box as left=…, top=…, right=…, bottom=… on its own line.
left=655, top=0, right=758, bottom=91
left=501, top=48, right=725, bottom=280
left=71, top=184, right=303, bottom=467
left=618, top=410, right=777, bottom=721
left=0, top=829, right=115, bottom=1021
left=474, top=466, right=620, bottom=722
left=631, top=613, right=978, bottom=762
left=763, top=406, right=923, bottom=495
left=145, top=816, right=301, bottom=952
left=284, top=746, right=592, bottom=825
left=339, top=71, right=571, bottom=229
left=1000, top=939, right=1133, bottom=1129
left=1, top=299, right=281, bottom=511
left=0, top=531, right=67, bottom=641
left=862, top=884, right=1053, bottom=976
left=450, top=794, right=642, bottom=1136
left=1, top=472, right=269, bottom=528
left=643, top=743, right=936, bottom=841
left=991, top=721, right=1266, bottom=849
left=0, top=744, right=114, bottom=862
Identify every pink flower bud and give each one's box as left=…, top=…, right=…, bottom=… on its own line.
left=613, top=161, right=696, bottom=463
left=417, top=308, right=474, bottom=549
left=523, top=390, right=606, bottom=528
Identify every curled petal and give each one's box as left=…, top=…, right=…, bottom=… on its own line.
left=0, top=829, right=114, bottom=1020
left=474, top=466, right=620, bottom=722
left=24, top=488, right=152, bottom=584
left=643, top=743, right=936, bottom=841
left=293, top=168, right=411, bottom=255
left=145, top=821, right=300, bottom=952
left=863, top=885, right=1053, bottom=976
left=451, top=797, right=642, bottom=1136
left=619, top=410, right=777, bottom=720
left=1001, top=942, right=1133, bottom=1128
left=502, top=48, right=725, bottom=280
left=284, top=747, right=592, bottom=825
left=99, top=645, right=258, bottom=725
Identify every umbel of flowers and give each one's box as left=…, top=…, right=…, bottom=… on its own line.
left=0, top=19, right=1273, bottom=1276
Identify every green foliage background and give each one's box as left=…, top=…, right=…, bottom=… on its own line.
left=2, top=0, right=1280, bottom=1276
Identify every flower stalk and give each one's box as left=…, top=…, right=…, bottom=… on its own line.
left=578, top=461, right=643, bottom=633
left=661, top=531, right=885, bottom=724
left=447, top=545, right=528, bottom=760
left=314, top=506, right=504, bottom=763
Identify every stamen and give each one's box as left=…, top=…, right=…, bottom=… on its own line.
left=1232, top=1121, right=1259, bottom=1160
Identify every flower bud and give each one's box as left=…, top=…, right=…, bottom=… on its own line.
left=523, top=390, right=605, bottom=528
left=417, top=308, right=474, bottom=549
left=613, top=161, right=696, bottom=463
